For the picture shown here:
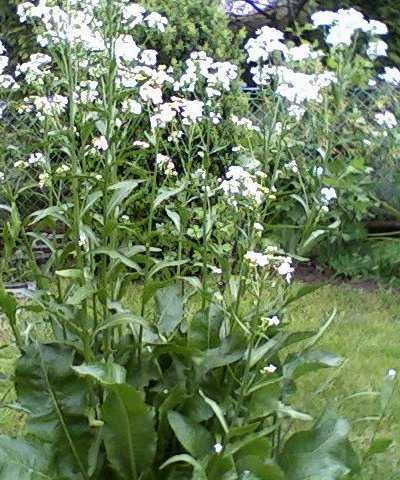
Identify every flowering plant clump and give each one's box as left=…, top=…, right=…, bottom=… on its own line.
left=237, top=7, right=400, bottom=254
left=0, top=2, right=397, bottom=480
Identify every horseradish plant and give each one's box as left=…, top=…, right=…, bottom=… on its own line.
left=0, top=1, right=397, bottom=479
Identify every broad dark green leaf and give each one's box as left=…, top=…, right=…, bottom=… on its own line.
left=278, top=411, right=360, bottom=480
left=201, top=333, right=246, bottom=374
left=155, top=285, right=183, bottom=336
left=0, top=436, right=61, bottom=480
left=167, top=411, right=213, bottom=459
left=103, top=384, right=156, bottom=479
left=237, top=456, right=286, bottom=480
left=15, top=344, right=94, bottom=480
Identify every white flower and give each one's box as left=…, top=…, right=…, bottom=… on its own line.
left=286, top=44, right=322, bottom=62
left=367, top=39, right=388, bottom=59
left=14, top=160, right=28, bottom=169
left=262, top=364, right=277, bottom=374
left=140, top=49, right=158, bottom=66
left=311, top=10, right=339, bottom=27
left=213, top=443, right=223, bottom=454
left=276, top=257, right=294, bottom=283
left=115, top=35, right=140, bottom=63
left=122, top=3, right=146, bottom=27
left=74, top=80, right=99, bottom=104
left=156, top=154, right=177, bottom=176
left=321, top=187, right=337, bottom=203
left=254, top=222, right=264, bottom=232
left=210, top=266, right=222, bottom=274
left=285, top=160, right=298, bottom=173
left=313, top=166, right=324, bottom=177
left=140, top=84, right=163, bottom=105
left=92, top=136, right=108, bottom=152
left=231, top=115, right=260, bottom=132
left=375, top=111, right=397, bottom=129
left=367, top=20, right=388, bottom=36
left=38, top=172, right=50, bottom=189
left=244, top=251, right=269, bottom=267
left=55, top=164, right=70, bottom=175
left=0, top=171, right=3, bottom=181
left=28, top=152, right=45, bottom=165
left=387, top=368, right=397, bottom=379
left=121, top=99, right=142, bottom=115
left=220, top=166, right=265, bottom=206
left=379, top=67, right=400, bottom=86
left=133, top=140, right=150, bottom=149
left=145, top=12, right=168, bottom=32
left=267, top=315, right=280, bottom=326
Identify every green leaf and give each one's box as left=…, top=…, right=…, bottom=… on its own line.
left=103, top=384, right=157, bottom=479
left=279, top=411, right=360, bottom=480
left=107, top=180, right=140, bottom=215
left=298, top=230, right=327, bottom=255
left=93, top=248, right=142, bottom=272
left=95, top=312, right=150, bottom=335
left=72, top=362, right=126, bottom=384
left=55, top=269, right=83, bottom=279
left=147, top=259, right=189, bottom=279
left=15, top=344, right=94, bottom=479
left=0, top=289, right=17, bottom=322
left=199, top=389, right=229, bottom=434
left=0, top=436, right=60, bottom=480
left=166, top=208, right=181, bottom=233
left=238, top=457, right=285, bottom=480
left=248, top=383, right=280, bottom=420
left=283, top=350, right=343, bottom=380
left=153, top=182, right=186, bottom=210
left=155, top=285, right=183, bottom=336
left=366, top=438, right=393, bottom=457
left=167, top=411, right=213, bottom=459
left=66, top=285, right=95, bottom=306
left=201, top=333, right=246, bottom=374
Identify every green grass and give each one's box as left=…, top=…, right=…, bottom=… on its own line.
left=288, top=284, right=400, bottom=479
left=0, top=283, right=399, bottom=478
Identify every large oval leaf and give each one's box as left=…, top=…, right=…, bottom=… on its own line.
left=103, top=384, right=157, bottom=479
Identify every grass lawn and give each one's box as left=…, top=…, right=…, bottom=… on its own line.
left=289, top=284, right=400, bottom=479
left=0, top=283, right=399, bottom=478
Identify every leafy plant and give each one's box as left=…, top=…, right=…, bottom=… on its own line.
left=0, top=1, right=397, bottom=479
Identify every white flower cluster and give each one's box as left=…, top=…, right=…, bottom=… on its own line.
left=156, top=154, right=177, bottom=176
left=379, top=67, right=400, bottom=87
left=174, top=51, right=238, bottom=96
left=220, top=166, right=265, bottom=207
left=244, top=249, right=295, bottom=282
left=15, top=53, right=52, bottom=85
left=375, top=111, right=397, bottom=129
left=311, top=8, right=388, bottom=48
left=245, top=26, right=321, bottom=64
left=121, top=4, right=168, bottom=32
left=0, top=44, right=17, bottom=90
left=150, top=97, right=204, bottom=129
left=18, top=94, right=68, bottom=121
left=320, top=187, right=337, bottom=212
left=73, top=80, right=99, bottom=104
left=252, top=65, right=336, bottom=119
left=231, top=115, right=260, bottom=132
left=18, top=1, right=105, bottom=50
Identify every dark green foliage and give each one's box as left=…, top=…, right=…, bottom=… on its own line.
left=0, top=0, right=36, bottom=64
left=139, top=0, right=245, bottom=67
